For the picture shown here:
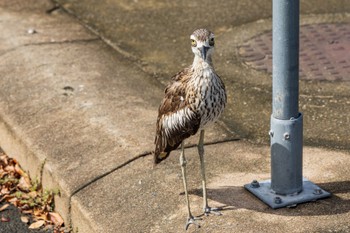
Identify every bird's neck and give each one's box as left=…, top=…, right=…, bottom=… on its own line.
left=192, top=55, right=213, bottom=71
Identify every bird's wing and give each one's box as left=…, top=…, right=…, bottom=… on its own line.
left=154, top=67, right=200, bottom=164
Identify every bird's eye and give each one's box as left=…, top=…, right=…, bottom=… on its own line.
left=191, top=39, right=197, bottom=47
left=209, top=38, right=215, bottom=46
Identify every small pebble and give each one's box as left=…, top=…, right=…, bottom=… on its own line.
left=27, top=28, right=37, bottom=34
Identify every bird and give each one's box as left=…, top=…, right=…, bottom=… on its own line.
left=154, top=28, right=227, bottom=230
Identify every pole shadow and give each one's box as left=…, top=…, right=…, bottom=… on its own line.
left=187, top=181, right=350, bottom=216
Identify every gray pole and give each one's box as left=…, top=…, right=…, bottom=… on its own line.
left=245, top=0, right=330, bottom=208
left=272, top=0, right=299, bottom=120
left=270, top=0, right=302, bottom=195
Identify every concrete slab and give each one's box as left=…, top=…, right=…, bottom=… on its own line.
left=0, top=6, right=97, bottom=52
left=54, top=0, right=350, bottom=150
left=71, top=140, right=350, bottom=233
left=54, top=0, right=350, bottom=80
left=0, top=1, right=236, bottom=223
left=215, top=13, right=350, bottom=149
left=1, top=0, right=350, bottom=232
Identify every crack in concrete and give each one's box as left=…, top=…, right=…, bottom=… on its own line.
left=70, top=137, right=240, bottom=199
left=65, top=137, right=241, bottom=226
left=0, top=38, right=100, bottom=57
left=50, top=0, right=141, bottom=64
left=65, top=151, right=150, bottom=227
left=46, top=4, right=61, bottom=14
left=70, top=151, right=151, bottom=199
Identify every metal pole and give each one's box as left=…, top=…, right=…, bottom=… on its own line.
left=271, top=0, right=302, bottom=195
left=244, top=0, right=330, bottom=208
left=272, top=0, right=299, bottom=120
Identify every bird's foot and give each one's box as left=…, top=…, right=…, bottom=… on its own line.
left=185, top=215, right=202, bottom=230
left=204, top=206, right=222, bottom=216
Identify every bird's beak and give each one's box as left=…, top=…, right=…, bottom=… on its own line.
left=201, top=46, right=210, bottom=60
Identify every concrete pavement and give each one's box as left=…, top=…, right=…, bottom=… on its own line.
left=0, top=0, right=349, bottom=232
left=55, top=0, right=350, bottom=149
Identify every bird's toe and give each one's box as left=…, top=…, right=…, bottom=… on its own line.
left=185, top=215, right=202, bottom=230
left=204, top=206, right=222, bottom=216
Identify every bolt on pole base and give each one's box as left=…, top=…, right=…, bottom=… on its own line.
left=244, top=178, right=331, bottom=209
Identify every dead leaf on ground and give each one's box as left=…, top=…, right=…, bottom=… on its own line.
left=0, top=154, right=8, bottom=164
left=49, top=212, right=64, bottom=226
left=0, top=194, right=10, bottom=202
left=0, top=204, right=10, bottom=212
left=34, top=208, right=42, bottom=216
left=22, top=209, right=33, bottom=214
left=35, top=212, right=48, bottom=221
left=0, top=171, right=8, bottom=179
left=15, top=163, right=26, bottom=177
left=21, top=215, right=29, bottom=223
left=17, top=176, right=31, bottom=191
left=28, top=191, right=38, bottom=198
left=1, top=216, right=10, bottom=222
left=7, top=197, right=18, bottom=206
left=0, top=187, right=10, bottom=195
left=1, top=153, right=67, bottom=232
left=4, top=164, right=15, bottom=173
left=29, top=220, right=45, bottom=229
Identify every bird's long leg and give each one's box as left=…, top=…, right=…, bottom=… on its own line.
left=198, top=130, right=222, bottom=216
left=179, top=141, right=201, bottom=230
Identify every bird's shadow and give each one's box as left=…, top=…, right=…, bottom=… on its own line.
left=185, top=181, right=350, bottom=216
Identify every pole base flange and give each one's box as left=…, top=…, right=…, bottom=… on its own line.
left=244, top=178, right=331, bottom=209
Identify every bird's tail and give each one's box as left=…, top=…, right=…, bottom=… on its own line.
left=154, top=134, right=180, bottom=164
left=154, top=133, right=170, bottom=164
left=154, top=150, right=170, bottom=164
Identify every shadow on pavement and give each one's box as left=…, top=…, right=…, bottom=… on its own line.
left=186, top=180, right=350, bottom=216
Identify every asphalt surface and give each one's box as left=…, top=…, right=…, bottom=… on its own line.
left=0, top=204, right=50, bottom=233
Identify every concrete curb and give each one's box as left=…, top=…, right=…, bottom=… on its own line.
left=1, top=1, right=350, bottom=232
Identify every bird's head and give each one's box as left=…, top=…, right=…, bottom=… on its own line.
left=190, top=28, right=215, bottom=62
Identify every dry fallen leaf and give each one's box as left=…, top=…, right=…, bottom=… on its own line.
left=34, top=208, right=42, bottom=216
left=22, top=209, right=33, bottom=214
left=35, top=212, right=48, bottom=221
left=49, top=212, right=64, bottom=226
left=15, top=163, right=26, bottom=177
left=1, top=216, right=10, bottom=222
left=0, top=204, right=10, bottom=212
left=29, top=220, right=45, bottom=229
left=0, top=187, right=10, bottom=195
left=20, top=204, right=31, bottom=211
left=4, top=164, right=15, bottom=173
left=21, top=215, right=29, bottom=223
left=28, top=191, right=38, bottom=198
left=0, top=154, right=8, bottom=163
left=0, top=171, right=7, bottom=179
left=17, top=176, right=31, bottom=191
left=7, top=197, right=18, bottom=206
left=1, top=153, right=66, bottom=232
left=0, top=194, right=10, bottom=202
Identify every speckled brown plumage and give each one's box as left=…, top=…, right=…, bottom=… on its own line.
left=153, top=29, right=226, bottom=229
left=154, top=29, right=226, bottom=163
left=154, top=67, right=200, bottom=163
